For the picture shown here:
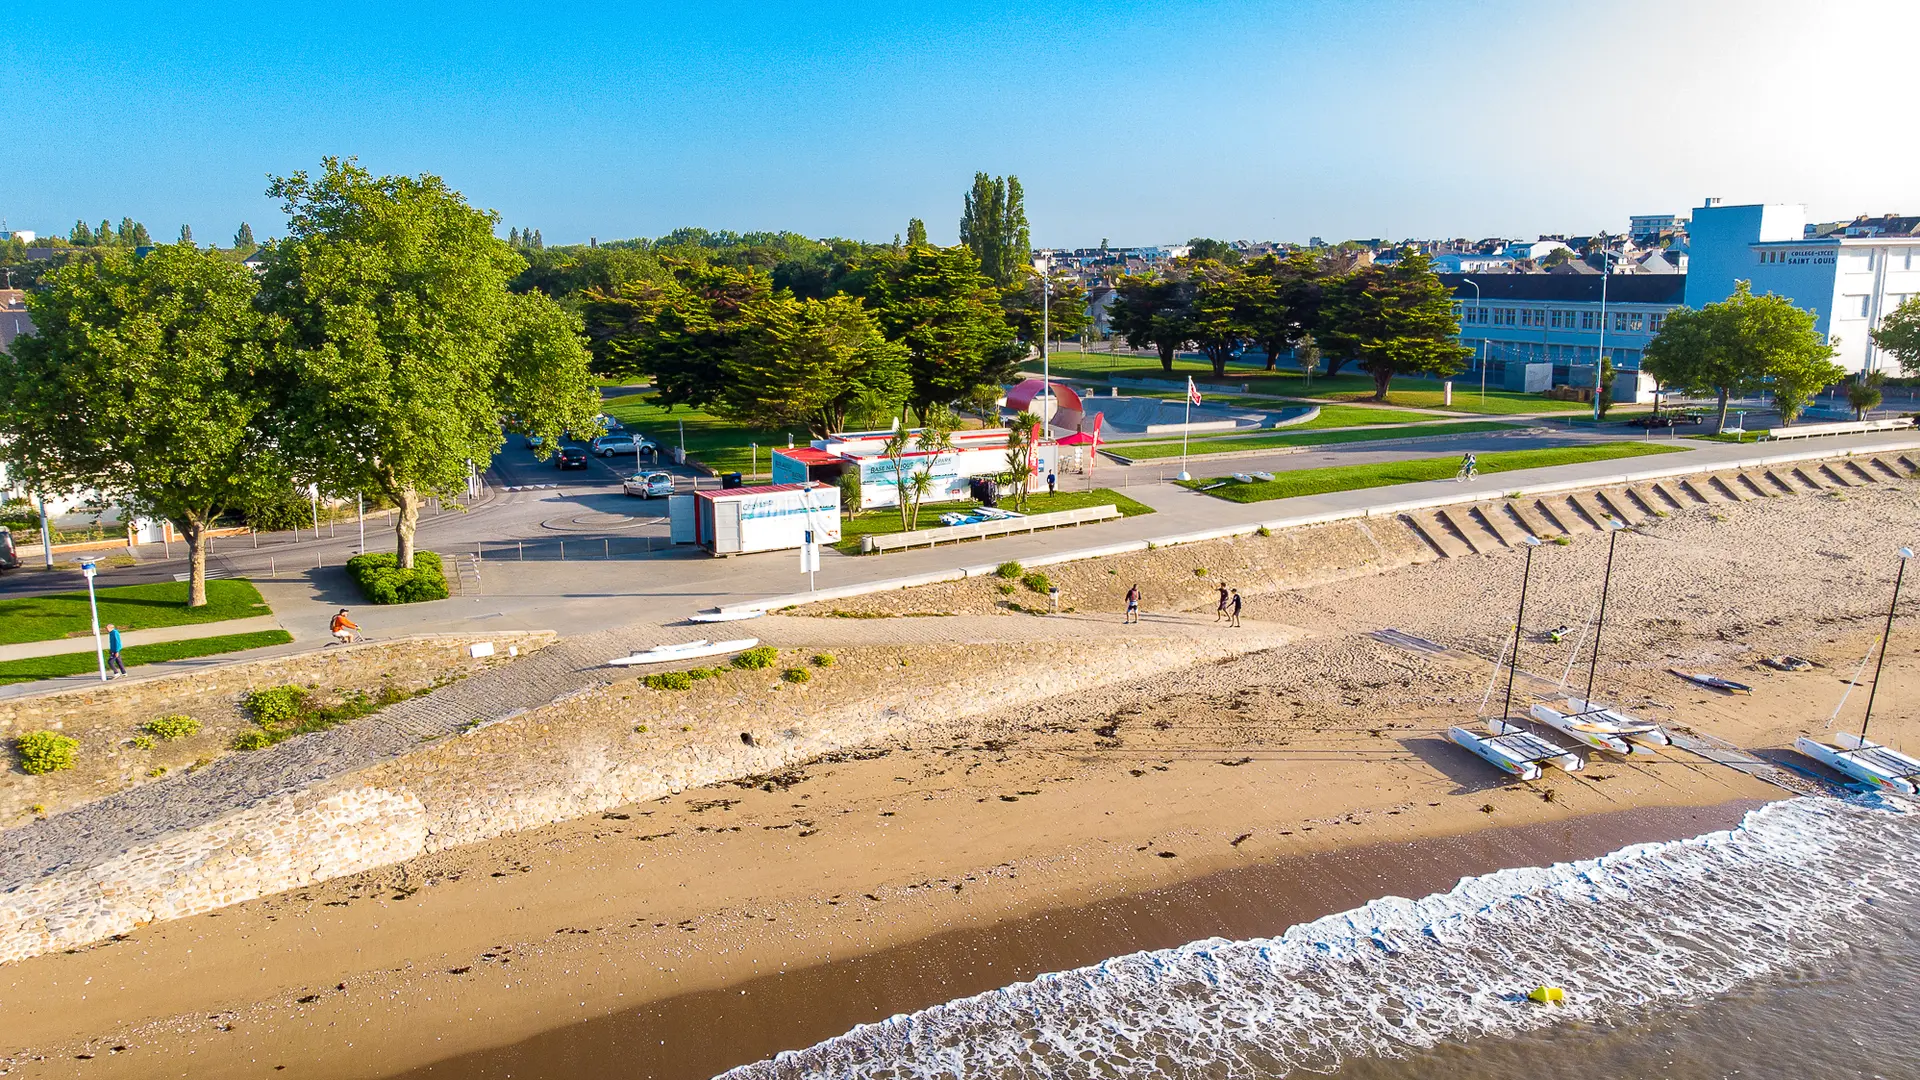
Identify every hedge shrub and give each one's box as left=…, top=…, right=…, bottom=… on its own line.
left=144, top=714, right=201, bottom=741
left=732, top=646, right=778, bottom=670
left=15, top=731, right=78, bottom=775
left=1021, top=571, right=1052, bottom=594
left=781, top=667, right=811, bottom=684
left=995, top=561, right=1023, bottom=580
left=246, top=685, right=309, bottom=727
left=644, top=671, right=693, bottom=691
left=346, top=551, right=449, bottom=605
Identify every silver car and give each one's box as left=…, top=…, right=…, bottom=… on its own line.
left=623, top=471, right=676, bottom=499
left=592, top=434, right=650, bottom=457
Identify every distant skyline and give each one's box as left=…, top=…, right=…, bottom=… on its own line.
left=4, top=0, right=1916, bottom=249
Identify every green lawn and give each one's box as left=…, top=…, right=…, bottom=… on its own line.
left=0, top=629, right=293, bottom=685
left=1022, top=356, right=1590, bottom=416
left=0, top=579, right=272, bottom=646
left=836, top=489, right=1153, bottom=554
left=1182, top=442, right=1685, bottom=503
left=600, top=393, right=796, bottom=479
left=1114, top=420, right=1520, bottom=461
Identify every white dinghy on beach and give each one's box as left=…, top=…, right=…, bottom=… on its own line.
left=1796, top=547, right=1917, bottom=794
left=1449, top=724, right=1584, bottom=781
left=608, top=638, right=760, bottom=666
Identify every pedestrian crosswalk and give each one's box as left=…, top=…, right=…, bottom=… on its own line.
left=171, top=567, right=235, bottom=583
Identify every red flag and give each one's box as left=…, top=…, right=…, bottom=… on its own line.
left=1187, top=376, right=1203, bottom=406
left=1028, top=421, right=1043, bottom=477
left=1088, top=411, right=1104, bottom=484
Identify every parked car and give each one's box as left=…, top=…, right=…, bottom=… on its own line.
left=595, top=413, right=625, bottom=433
left=623, top=471, right=676, bottom=498
left=554, top=445, right=589, bottom=469
left=0, top=526, right=18, bottom=572
left=524, top=434, right=545, bottom=450
left=592, top=434, right=651, bottom=457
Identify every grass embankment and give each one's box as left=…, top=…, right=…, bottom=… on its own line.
left=836, top=489, right=1153, bottom=554
left=0, top=580, right=272, bottom=647
left=0, top=630, right=294, bottom=685
left=1022, top=356, right=1590, bottom=416
left=600, top=393, right=797, bottom=479
left=1182, top=442, right=1685, bottom=503
left=1113, top=420, right=1519, bottom=461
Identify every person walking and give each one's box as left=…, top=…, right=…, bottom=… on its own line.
left=329, top=608, right=361, bottom=645
left=1228, top=589, right=1243, bottom=627
left=1214, top=584, right=1230, bottom=622
left=1124, top=584, right=1141, bottom=624
left=1048, top=583, right=1061, bottom=614
left=104, top=623, right=127, bottom=677
left=1046, top=470, right=1057, bottom=496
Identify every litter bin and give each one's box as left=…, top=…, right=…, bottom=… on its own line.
left=722, top=472, right=744, bottom=489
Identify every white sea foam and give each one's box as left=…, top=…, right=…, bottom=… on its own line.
left=720, top=796, right=1918, bottom=1080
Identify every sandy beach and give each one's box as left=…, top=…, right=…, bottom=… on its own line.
left=0, top=475, right=1912, bottom=1079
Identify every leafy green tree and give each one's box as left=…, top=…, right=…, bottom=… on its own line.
left=1321, top=254, right=1471, bottom=400
left=498, top=291, right=604, bottom=448
left=117, top=218, right=152, bottom=247
left=1848, top=371, right=1885, bottom=420
left=1000, top=409, right=1042, bottom=511
left=0, top=245, right=281, bottom=605
left=1185, top=237, right=1241, bottom=265
left=1239, top=251, right=1329, bottom=370
left=1643, top=282, right=1838, bottom=432
left=1004, top=269, right=1091, bottom=348
left=880, top=403, right=959, bottom=530
left=959, top=173, right=1030, bottom=286
left=233, top=222, right=256, bottom=250
left=259, top=157, right=597, bottom=568
left=98, top=220, right=116, bottom=246
left=861, top=245, right=1019, bottom=413
left=1107, top=269, right=1195, bottom=373
left=178, top=224, right=194, bottom=247
left=580, top=260, right=774, bottom=405
left=719, top=293, right=911, bottom=436
left=906, top=218, right=928, bottom=247
left=70, top=220, right=94, bottom=246
left=1870, top=296, right=1920, bottom=376
left=1187, top=261, right=1254, bottom=376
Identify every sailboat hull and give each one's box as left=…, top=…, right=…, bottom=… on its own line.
left=1561, top=697, right=1671, bottom=746
left=1796, top=734, right=1920, bottom=795
left=1449, top=726, right=1542, bottom=781
left=1487, top=717, right=1587, bottom=772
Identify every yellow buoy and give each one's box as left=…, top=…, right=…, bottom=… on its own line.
left=1528, top=986, right=1566, bottom=1004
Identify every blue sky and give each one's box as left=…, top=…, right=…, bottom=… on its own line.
left=4, top=1, right=1915, bottom=247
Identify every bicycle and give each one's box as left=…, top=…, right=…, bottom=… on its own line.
left=1455, top=461, right=1479, bottom=483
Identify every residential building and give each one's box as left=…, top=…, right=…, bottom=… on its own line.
left=1629, top=214, right=1685, bottom=244
left=1431, top=252, right=1515, bottom=274
left=1686, top=198, right=1920, bottom=375
left=1442, top=272, right=1687, bottom=391
left=1503, top=239, right=1572, bottom=263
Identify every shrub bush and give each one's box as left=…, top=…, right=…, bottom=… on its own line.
left=144, top=714, right=201, bottom=741
left=1021, top=571, right=1052, bottom=594
left=231, top=728, right=274, bottom=751
left=781, top=667, right=811, bottom=684
left=811, top=653, right=836, bottom=667
left=131, top=734, right=157, bottom=751
left=16, top=731, right=78, bottom=774
left=246, top=686, right=309, bottom=727
left=732, top=646, right=778, bottom=670
left=346, top=551, right=450, bottom=605
left=995, top=561, right=1023, bottom=580
left=644, top=671, right=693, bottom=691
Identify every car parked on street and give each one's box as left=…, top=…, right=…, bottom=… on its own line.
left=0, top=526, right=19, bottom=572
left=592, top=434, right=651, bottom=457
left=554, top=445, right=589, bottom=469
left=623, top=471, right=676, bottom=498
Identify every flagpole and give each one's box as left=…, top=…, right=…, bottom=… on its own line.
left=1179, top=377, right=1193, bottom=482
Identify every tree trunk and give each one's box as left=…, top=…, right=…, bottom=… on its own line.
left=1713, top=389, right=1731, bottom=434
left=179, top=516, right=208, bottom=608
left=1207, top=349, right=1229, bottom=377
left=1323, top=355, right=1349, bottom=378
left=1157, top=342, right=1176, bottom=373
left=1371, top=369, right=1393, bottom=401
left=395, top=489, right=422, bottom=568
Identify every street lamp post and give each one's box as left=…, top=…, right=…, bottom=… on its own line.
left=1502, top=535, right=1544, bottom=720
left=1594, top=243, right=1611, bottom=421
left=37, top=494, right=52, bottom=569
left=1858, top=546, right=1914, bottom=744
left=1462, top=278, right=1486, bottom=402
left=81, top=559, right=107, bottom=682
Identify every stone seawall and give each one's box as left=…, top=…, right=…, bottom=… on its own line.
left=0, top=627, right=1293, bottom=965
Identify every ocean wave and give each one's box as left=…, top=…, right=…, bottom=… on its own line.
left=720, top=796, right=1918, bottom=1080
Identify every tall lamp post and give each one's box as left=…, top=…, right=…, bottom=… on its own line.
left=1502, top=535, right=1544, bottom=720
left=1858, top=546, right=1914, bottom=745
left=1032, top=253, right=1052, bottom=434
left=1593, top=240, right=1612, bottom=421
left=1461, top=277, right=1486, bottom=402
left=81, top=559, right=107, bottom=682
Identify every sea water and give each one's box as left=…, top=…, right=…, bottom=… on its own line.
left=720, top=797, right=1920, bottom=1080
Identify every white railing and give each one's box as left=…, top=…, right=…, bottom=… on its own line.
left=1764, top=417, right=1915, bottom=440
left=861, top=504, right=1123, bottom=553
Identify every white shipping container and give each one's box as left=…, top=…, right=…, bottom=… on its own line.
left=694, top=483, right=841, bottom=556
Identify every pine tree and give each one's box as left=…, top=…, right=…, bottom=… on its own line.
left=509, top=226, right=521, bottom=248
left=233, top=222, right=256, bottom=249
left=906, top=218, right=928, bottom=247
left=178, top=224, right=194, bottom=246
left=532, top=229, right=543, bottom=250
left=132, top=222, right=152, bottom=246
left=98, top=220, right=116, bottom=246
left=958, top=174, right=1030, bottom=285
left=71, top=220, right=94, bottom=246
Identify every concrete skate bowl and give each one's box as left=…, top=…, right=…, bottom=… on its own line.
left=1064, top=395, right=1311, bottom=437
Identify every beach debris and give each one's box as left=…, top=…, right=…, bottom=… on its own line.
left=1231, top=832, right=1253, bottom=846
left=1527, top=986, right=1566, bottom=1005
left=1762, top=655, right=1816, bottom=671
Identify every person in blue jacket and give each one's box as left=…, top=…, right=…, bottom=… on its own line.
left=105, top=623, right=127, bottom=677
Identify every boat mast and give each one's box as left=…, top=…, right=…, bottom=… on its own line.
left=1503, top=535, right=1543, bottom=720
left=1859, top=547, right=1913, bottom=745
left=1584, top=519, right=1625, bottom=707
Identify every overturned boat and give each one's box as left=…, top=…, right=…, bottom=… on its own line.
left=608, top=638, right=760, bottom=666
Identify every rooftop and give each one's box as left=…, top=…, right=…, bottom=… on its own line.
left=1440, top=273, right=1687, bottom=305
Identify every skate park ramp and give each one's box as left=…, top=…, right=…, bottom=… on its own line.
left=1062, top=394, right=1307, bottom=437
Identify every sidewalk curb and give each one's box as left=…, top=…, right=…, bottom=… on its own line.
left=718, top=437, right=1920, bottom=617
left=1100, top=421, right=1541, bottom=466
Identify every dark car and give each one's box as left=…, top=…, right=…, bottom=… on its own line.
left=554, top=445, right=589, bottom=470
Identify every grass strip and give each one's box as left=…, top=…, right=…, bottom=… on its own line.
left=1181, top=443, right=1685, bottom=503
left=0, top=629, right=294, bottom=685
left=1113, top=420, right=1519, bottom=461
left=600, top=393, right=798, bottom=479
left=0, top=579, right=272, bottom=646
left=836, top=489, right=1153, bottom=554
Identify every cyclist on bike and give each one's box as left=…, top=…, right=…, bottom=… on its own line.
left=1458, top=451, right=1478, bottom=481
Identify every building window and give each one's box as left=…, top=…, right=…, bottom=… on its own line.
left=1649, top=313, right=1664, bottom=334
left=1549, top=310, right=1563, bottom=329
left=1841, top=294, right=1869, bottom=318
left=1499, top=307, right=1516, bottom=326
left=1615, top=312, right=1629, bottom=332
left=1628, top=313, right=1644, bottom=333
left=1581, top=310, right=1597, bottom=330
